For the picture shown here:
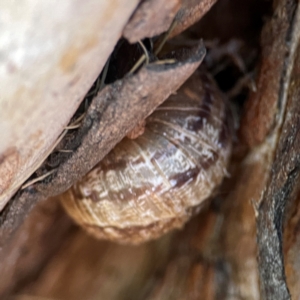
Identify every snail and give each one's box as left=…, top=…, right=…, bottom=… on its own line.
left=60, top=70, right=232, bottom=244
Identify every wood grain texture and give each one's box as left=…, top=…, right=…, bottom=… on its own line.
left=239, top=0, right=297, bottom=147
left=171, top=0, right=218, bottom=38
left=256, top=1, right=300, bottom=299
left=0, top=42, right=206, bottom=250
left=0, top=0, right=139, bottom=210
left=123, top=0, right=181, bottom=43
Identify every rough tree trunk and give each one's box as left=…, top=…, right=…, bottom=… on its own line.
left=1, top=0, right=300, bottom=299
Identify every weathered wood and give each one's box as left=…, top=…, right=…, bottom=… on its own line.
left=123, top=0, right=181, bottom=42
left=0, top=42, right=206, bottom=250
left=255, top=1, right=300, bottom=299
left=0, top=0, right=139, bottom=210
left=3, top=0, right=298, bottom=299
left=171, top=0, right=218, bottom=38
left=240, top=0, right=298, bottom=147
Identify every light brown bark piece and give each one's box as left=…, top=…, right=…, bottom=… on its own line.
left=0, top=0, right=139, bottom=210
left=0, top=42, right=206, bottom=250
left=123, top=0, right=181, bottom=43
left=170, top=0, right=218, bottom=38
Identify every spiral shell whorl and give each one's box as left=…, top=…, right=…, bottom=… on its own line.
left=61, top=71, right=232, bottom=244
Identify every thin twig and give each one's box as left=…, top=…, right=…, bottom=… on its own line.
left=128, top=40, right=149, bottom=74
left=152, top=59, right=176, bottom=65
left=73, top=112, right=86, bottom=124
left=58, top=149, right=73, bottom=153
left=65, top=124, right=81, bottom=130
left=128, top=54, right=146, bottom=74
left=86, top=77, right=101, bottom=97
left=36, top=130, right=67, bottom=170
left=19, top=129, right=67, bottom=191
left=21, top=169, right=57, bottom=190
left=129, top=19, right=177, bottom=75
left=154, top=18, right=177, bottom=55
left=138, top=40, right=149, bottom=65
left=65, top=113, right=86, bottom=129
left=99, top=55, right=111, bottom=90
left=226, top=72, right=256, bottom=99
left=21, top=109, right=86, bottom=190
left=85, top=56, right=110, bottom=98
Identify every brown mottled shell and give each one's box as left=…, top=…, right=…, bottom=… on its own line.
left=61, top=71, right=232, bottom=244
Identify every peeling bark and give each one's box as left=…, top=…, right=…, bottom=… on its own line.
left=0, top=42, right=205, bottom=250
left=0, top=0, right=140, bottom=210
left=2, top=0, right=299, bottom=299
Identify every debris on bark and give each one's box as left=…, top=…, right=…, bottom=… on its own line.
left=2, top=0, right=300, bottom=299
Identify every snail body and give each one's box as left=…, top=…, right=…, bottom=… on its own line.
left=61, top=71, right=232, bottom=244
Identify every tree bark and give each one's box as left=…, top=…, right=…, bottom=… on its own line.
left=2, top=0, right=300, bottom=299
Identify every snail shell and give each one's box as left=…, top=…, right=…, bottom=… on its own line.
left=61, top=71, right=232, bottom=244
